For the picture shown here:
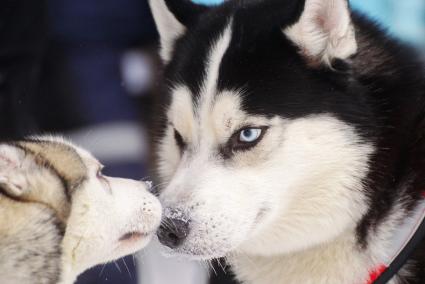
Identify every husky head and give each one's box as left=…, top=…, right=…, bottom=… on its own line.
left=151, top=0, right=375, bottom=259
left=0, top=136, right=161, bottom=283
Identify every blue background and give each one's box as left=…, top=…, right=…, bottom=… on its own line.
left=193, top=0, right=425, bottom=47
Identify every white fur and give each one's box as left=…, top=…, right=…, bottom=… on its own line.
left=157, top=85, right=195, bottom=182
left=230, top=198, right=411, bottom=284
left=148, top=0, right=186, bottom=61
left=284, top=0, right=357, bottom=65
left=60, top=176, right=162, bottom=283
left=197, top=21, right=233, bottom=121
left=58, top=142, right=162, bottom=283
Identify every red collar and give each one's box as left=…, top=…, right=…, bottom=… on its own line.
left=366, top=265, right=387, bottom=284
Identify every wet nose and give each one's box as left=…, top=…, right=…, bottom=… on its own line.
left=157, top=217, right=190, bottom=248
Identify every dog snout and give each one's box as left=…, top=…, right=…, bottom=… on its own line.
left=157, top=217, right=190, bottom=248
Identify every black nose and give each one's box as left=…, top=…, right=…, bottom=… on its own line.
left=157, top=217, right=190, bottom=248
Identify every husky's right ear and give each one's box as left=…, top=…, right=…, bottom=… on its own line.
left=149, top=0, right=209, bottom=62
left=0, top=145, right=28, bottom=198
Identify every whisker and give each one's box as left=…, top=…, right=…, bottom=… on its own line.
left=98, top=264, right=107, bottom=277
left=114, top=260, right=122, bottom=273
left=149, top=181, right=169, bottom=195
left=217, top=258, right=227, bottom=274
left=122, top=258, right=132, bottom=279
left=208, top=259, right=218, bottom=276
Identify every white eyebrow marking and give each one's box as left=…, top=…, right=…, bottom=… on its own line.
left=197, top=20, right=233, bottom=126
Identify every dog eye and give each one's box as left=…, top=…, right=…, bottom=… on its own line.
left=221, top=126, right=268, bottom=158
left=239, top=128, right=262, bottom=143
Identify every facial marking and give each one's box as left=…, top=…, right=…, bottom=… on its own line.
left=174, top=129, right=186, bottom=152
left=196, top=21, right=233, bottom=139
left=166, top=21, right=235, bottom=155
left=169, top=85, right=195, bottom=143
left=15, top=140, right=88, bottom=197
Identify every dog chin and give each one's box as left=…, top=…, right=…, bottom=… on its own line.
left=158, top=242, right=230, bottom=260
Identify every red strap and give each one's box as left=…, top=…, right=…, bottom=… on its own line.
left=366, top=265, right=387, bottom=284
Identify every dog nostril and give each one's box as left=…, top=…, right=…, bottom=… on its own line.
left=167, top=232, right=180, bottom=246
left=157, top=217, right=190, bottom=249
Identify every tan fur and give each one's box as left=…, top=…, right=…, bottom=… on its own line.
left=17, top=140, right=87, bottom=192
left=0, top=197, right=62, bottom=284
left=0, top=137, right=161, bottom=284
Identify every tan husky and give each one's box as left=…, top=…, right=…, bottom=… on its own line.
left=0, top=136, right=161, bottom=284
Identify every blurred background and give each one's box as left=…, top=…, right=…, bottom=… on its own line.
left=0, top=0, right=424, bottom=284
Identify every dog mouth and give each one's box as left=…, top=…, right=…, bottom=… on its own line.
left=118, top=231, right=151, bottom=242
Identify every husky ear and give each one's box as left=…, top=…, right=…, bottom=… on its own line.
left=149, top=0, right=209, bottom=62
left=0, top=174, right=28, bottom=198
left=284, top=0, right=357, bottom=66
left=0, top=145, right=28, bottom=198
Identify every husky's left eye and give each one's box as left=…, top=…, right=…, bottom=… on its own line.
left=239, top=128, right=262, bottom=143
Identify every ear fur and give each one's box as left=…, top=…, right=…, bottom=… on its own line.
left=149, top=0, right=209, bottom=62
left=0, top=145, right=28, bottom=198
left=0, top=174, right=28, bottom=198
left=284, top=0, right=357, bottom=66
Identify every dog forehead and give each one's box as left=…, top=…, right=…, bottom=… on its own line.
left=167, top=20, right=240, bottom=129
left=165, top=14, right=302, bottom=122
left=16, top=139, right=88, bottom=194
left=168, top=86, right=245, bottom=138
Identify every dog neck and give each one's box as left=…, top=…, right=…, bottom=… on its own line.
left=229, top=200, right=425, bottom=284
left=230, top=229, right=375, bottom=284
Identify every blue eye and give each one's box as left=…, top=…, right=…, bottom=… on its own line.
left=239, top=128, right=262, bottom=143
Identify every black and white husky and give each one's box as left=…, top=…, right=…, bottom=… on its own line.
left=0, top=136, right=161, bottom=284
left=149, top=0, right=425, bottom=283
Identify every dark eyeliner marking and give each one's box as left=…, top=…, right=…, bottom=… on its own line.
left=220, top=126, right=269, bottom=159
left=174, top=129, right=186, bottom=151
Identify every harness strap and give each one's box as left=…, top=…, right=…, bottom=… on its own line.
left=367, top=196, right=425, bottom=284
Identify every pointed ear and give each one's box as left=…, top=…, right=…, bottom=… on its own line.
left=0, top=145, right=28, bottom=198
left=149, top=0, right=209, bottom=62
left=284, top=0, right=357, bottom=66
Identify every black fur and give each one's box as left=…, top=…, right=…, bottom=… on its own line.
left=164, top=0, right=209, bottom=27
left=157, top=0, right=425, bottom=282
left=174, top=129, right=187, bottom=152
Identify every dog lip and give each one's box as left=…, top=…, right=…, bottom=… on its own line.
left=119, top=231, right=150, bottom=242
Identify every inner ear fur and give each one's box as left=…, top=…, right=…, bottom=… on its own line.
left=284, top=0, right=357, bottom=67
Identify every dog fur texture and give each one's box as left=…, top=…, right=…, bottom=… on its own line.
left=149, top=0, right=425, bottom=283
left=0, top=136, right=161, bottom=284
